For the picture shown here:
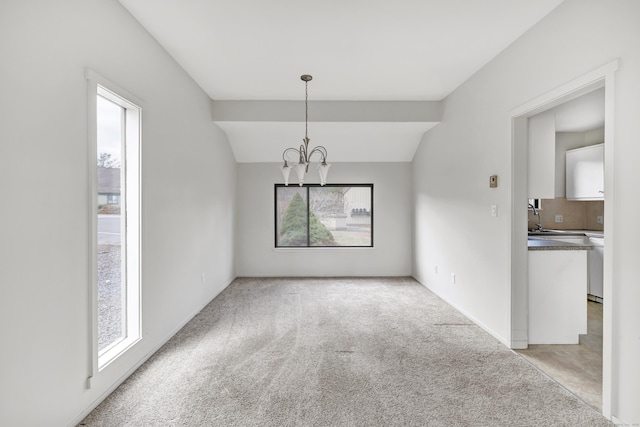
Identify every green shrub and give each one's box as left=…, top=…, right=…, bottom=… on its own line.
left=279, top=192, right=335, bottom=246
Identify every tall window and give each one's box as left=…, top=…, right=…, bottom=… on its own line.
left=95, top=84, right=141, bottom=369
left=275, top=184, right=373, bottom=247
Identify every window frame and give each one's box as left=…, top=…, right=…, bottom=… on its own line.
left=86, top=69, right=142, bottom=382
left=528, top=198, right=542, bottom=210
left=274, top=183, right=374, bottom=248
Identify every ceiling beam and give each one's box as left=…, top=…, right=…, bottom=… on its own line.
left=211, top=100, right=442, bottom=123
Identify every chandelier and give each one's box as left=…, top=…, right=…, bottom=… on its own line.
left=281, top=74, right=330, bottom=186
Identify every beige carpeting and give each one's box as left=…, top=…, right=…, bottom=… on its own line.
left=80, top=277, right=611, bottom=426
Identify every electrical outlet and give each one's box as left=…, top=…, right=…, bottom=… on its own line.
left=555, top=215, right=564, bottom=223
left=491, top=205, right=498, bottom=217
left=451, top=273, right=456, bottom=284
left=597, top=216, right=603, bottom=225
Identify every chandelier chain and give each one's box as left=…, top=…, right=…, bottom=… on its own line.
left=305, top=79, right=309, bottom=141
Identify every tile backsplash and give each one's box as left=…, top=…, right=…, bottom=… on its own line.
left=528, top=197, right=604, bottom=231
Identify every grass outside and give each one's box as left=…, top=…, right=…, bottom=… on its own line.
left=329, top=226, right=372, bottom=246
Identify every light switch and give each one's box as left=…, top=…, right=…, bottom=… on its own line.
left=491, top=205, right=498, bottom=217
left=555, top=215, right=564, bottom=223
left=597, top=216, right=603, bottom=224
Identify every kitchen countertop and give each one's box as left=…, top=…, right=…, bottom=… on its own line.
left=528, top=237, right=594, bottom=251
left=528, top=229, right=604, bottom=238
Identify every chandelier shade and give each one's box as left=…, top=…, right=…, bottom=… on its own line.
left=281, top=75, right=330, bottom=186
left=317, top=163, right=330, bottom=186
left=280, top=163, right=292, bottom=186
left=294, top=162, right=308, bottom=185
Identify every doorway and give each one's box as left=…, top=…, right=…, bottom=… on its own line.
left=509, top=60, right=617, bottom=418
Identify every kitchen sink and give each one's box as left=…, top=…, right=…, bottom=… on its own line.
left=528, top=229, right=587, bottom=237
left=528, top=230, right=555, bottom=235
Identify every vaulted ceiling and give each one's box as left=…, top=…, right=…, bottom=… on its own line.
left=120, top=0, right=565, bottom=162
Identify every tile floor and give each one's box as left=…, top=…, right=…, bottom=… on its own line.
left=516, top=301, right=603, bottom=411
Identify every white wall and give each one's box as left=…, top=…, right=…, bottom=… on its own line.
left=236, top=162, right=412, bottom=277
left=413, top=0, right=640, bottom=423
left=0, top=1, right=236, bottom=425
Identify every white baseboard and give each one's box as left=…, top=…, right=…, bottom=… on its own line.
left=610, top=414, right=637, bottom=426
left=510, top=339, right=529, bottom=350
left=412, top=275, right=510, bottom=348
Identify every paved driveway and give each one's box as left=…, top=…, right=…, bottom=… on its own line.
left=98, top=214, right=120, bottom=245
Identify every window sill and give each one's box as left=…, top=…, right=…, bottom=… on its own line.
left=88, top=335, right=143, bottom=390
left=98, top=335, right=142, bottom=373
left=273, top=246, right=374, bottom=252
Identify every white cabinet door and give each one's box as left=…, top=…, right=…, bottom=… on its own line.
left=566, top=143, right=604, bottom=200
left=528, top=250, right=588, bottom=344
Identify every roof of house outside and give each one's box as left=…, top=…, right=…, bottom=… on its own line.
left=98, top=167, right=120, bottom=194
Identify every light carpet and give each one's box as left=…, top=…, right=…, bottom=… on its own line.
left=80, top=277, right=611, bottom=426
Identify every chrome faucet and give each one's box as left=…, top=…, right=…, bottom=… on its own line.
left=528, top=203, right=543, bottom=231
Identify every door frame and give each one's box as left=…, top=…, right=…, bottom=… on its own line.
left=509, top=59, right=618, bottom=418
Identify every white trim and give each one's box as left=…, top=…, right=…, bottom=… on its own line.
left=87, top=77, right=99, bottom=380
left=601, top=66, right=616, bottom=421
left=273, top=247, right=375, bottom=252
left=509, top=116, right=529, bottom=351
left=610, top=415, right=633, bottom=426
left=509, top=59, right=618, bottom=419
left=85, top=68, right=144, bottom=107
left=509, top=60, right=617, bottom=117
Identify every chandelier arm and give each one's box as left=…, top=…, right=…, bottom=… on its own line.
left=282, top=147, right=301, bottom=163
left=308, top=146, right=328, bottom=163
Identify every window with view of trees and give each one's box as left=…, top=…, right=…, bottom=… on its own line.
left=275, top=184, right=373, bottom=247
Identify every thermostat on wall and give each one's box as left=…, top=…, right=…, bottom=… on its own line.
left=490, top=175, right=498, bottom=188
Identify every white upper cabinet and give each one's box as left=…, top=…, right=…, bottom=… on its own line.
left=566, top=143, right=604, bottom=200
left=528, top=111, right=556, bottom=199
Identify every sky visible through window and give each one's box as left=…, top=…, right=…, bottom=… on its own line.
left=97, top=95, right=122, bottom=166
